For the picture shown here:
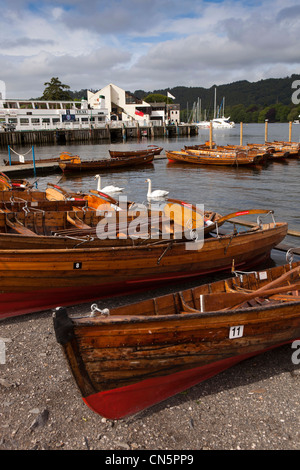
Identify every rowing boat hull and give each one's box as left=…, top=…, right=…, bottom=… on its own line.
left=0, top=222, right=287, bottom=318
left=53, top=260, right=300, bottom=419
left=109, top=147, right=162, bottom=158
left=59, top=153, right=154, bottom=172
left=166, top=150, right=263, bottom=166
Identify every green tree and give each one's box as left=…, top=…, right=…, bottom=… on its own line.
left=144, top=93, right=171, bottom=103
left=229, top=104, right=246, bottom=123
left=287, top=105, right=300, bottom=122
left=41, top=77, right=71, bottom=100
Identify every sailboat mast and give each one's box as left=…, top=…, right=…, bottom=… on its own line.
left=214, top=87, right=216, bottom=119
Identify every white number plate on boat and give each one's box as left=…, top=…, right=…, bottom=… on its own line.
left=259, top=271, right=268, bottom=280
left=229, top=325, right=244, bottom=339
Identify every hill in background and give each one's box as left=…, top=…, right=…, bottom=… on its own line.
left=133, top=74, right=300, bottom=123
left=70, top=74, right=300, bottom=123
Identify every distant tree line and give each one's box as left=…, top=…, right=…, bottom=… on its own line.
left=135, top=75, right=300, bottom=123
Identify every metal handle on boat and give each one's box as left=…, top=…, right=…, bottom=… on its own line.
left=286, top=248, right=295, bottom=267
left=257, top=210, right=276, bottom=229
left=90, top=304, right=110, bottom=316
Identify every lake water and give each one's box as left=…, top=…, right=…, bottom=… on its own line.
left=1, top=123, right=300, bottom=262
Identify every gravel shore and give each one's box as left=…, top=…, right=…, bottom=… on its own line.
left=1, top=287, right=300, bottom=452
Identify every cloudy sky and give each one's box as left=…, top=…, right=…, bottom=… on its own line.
left=1, top=0, right=300, bottom=99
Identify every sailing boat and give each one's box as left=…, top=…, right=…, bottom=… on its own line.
left=197, top=88, right=235, bottom=129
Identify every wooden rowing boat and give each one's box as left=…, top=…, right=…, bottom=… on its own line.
left=0, top=212, right=287, bottom=319
left=53, top=259, right=300, bottom=419
left=0, top=173, right=33, bottom=191
left=3, top=151, right=77, bottom=166
left=0, top=198, right=222, bottom=249
left=109, top=146, right=163, bottom=158
left=59, top=152, right=155, bottom=173
left=166, top=149, right=265, bottom=166
left=264, top=141, right=300, bottom=158
left=184, top=142, right=288, bottom=162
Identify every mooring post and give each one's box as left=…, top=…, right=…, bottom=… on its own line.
left=7, top=145, right=11, bottom=165
left=32, top=145, right=36, bottom=178
left=264, top=119, right=268, bottom=143
left=240, top=122, right=243, bottom=146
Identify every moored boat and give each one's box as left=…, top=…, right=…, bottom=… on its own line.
left=0, top=211, right=287, bottom=319
left=264, top=141, right=300, bottom=158
left=53, top=258, right=300, bottom=419
left=109, top=146, right=163, bottom=158
left=0, top=173, right=34, bottom=191
left=166, top=149, right=265, bottom=166
left=58, top=152, right=155, bottom=172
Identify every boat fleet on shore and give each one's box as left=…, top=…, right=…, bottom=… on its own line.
left=1, top=139, right=300, bottom=419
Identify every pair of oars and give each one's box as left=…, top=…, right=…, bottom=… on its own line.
left=200, top=265, right=300, bottom=312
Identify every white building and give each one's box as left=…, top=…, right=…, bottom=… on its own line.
left=0, top=83, right=179, bottom=131
left=88, top=83, right=151, bottom=123
left=88, top=84, right=180, bottom=125
left=0, top=98, right=108, bottom=132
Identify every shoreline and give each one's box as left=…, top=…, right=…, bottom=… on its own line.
left=1, top=283, right=300, bottom=451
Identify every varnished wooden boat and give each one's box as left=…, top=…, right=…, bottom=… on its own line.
left=0, top=198, right=223, bottom=249
left=53, top=259, right=300, bottom=419
left=4, top=157, right=60, bottom=166
left=184, top=142, right=288, bottom=162
left=264, top=141, right=300, bottom=158
left=202, top=144, right=287, bottom=162
left=109, top=146, right=162, bottom=158
left=0, top=212, right=287, bottom=319
left=166, top=149, right=265, bottom=166
left=59, top=152, right=154, bottom=173
left=0, top=173, right=33, bottom=191
left=3, top=152, right=77, bottom=166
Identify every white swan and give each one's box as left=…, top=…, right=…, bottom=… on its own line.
left=145, top=178, right=169, bottom=199
left=95, top=174, right=124, bottom=193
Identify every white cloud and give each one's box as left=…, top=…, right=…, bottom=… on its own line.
left=0, top=0, right=299, bottom=98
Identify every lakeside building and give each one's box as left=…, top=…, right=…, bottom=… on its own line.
left=0, top=83, right=180, bottom=132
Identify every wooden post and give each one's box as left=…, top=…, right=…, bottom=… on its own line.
left=240, top=122, right=243, bottom=146
left=289, top=121, right=292, bottom=142
left=264, top=120, right=268, bottom=143
left=209, top=121, right=213, bottom=148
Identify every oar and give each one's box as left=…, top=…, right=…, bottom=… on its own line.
left=89, top=189, right=118, bottom=204
left=200, top=281, right=300, bottom=312
left=166, top=198, right=201, bottom=213
left=47, top=183, right=86, bottom=201
left=215, top=209, right=273, bottom=226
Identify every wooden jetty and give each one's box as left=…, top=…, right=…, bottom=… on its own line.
left=0, top=161, right=61, bottom=177
left=0, top=124, right=198, bottom=147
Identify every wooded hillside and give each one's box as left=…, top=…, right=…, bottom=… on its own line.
left=134, top=74, right=300, bottom=123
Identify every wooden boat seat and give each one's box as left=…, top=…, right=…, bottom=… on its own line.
left=66, top=212, right=91, bottom=230
left=5, top=215, right=39, bottom=236
left=178, top=292, right=199, bottom=313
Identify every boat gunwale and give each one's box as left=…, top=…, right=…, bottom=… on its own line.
left=70, top=296, right=300, bottom=327
left=0, top=221, right=287, bottom=254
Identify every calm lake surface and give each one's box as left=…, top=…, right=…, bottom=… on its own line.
left=1, top=123, right=299, bottom=262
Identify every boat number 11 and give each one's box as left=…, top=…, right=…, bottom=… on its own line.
left=229, top=325, right=244, bottom=339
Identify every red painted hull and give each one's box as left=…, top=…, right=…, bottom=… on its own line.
left=0, top=252, right=268, bottom=319
left=82, top=341, right=294, bottom=419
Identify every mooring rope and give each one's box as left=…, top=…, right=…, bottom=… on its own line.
left=10, top=147, right=32, bottom=161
